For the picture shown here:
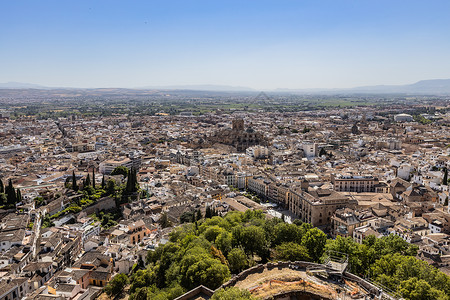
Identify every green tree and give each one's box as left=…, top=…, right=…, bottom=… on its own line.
left=159, top=212, right=172, bottom=228
left=85, top=173, right=91, bottom=187
left=5, top=179, right=17, bottom=206
left=180, top=211, right=194, bottom=224
left=130, top=287, right=148, bottom=300
left=72, top=170, right=78, bottom=191
left=0, top=178, right=3, bottom=193
left=205, top=206, right=212, bottom=219
left=196, top=209, right=202, bottom=221
left=0, top=193, right=7, bottom=206
left=233, top=225, right=268, bottom=260
left=104, top=273, right=129, bottom=298
left=273, top=222, right=303, bottom=246
left=84, top=185, right=95, bottom=196
left=399, top=278, right=445, bottom=300
left=16, top=189, right=22, bottom=202
left=211, top=287, right=256, bottom=300
left=106, top=179, right=116, bottom=195
left=293, top=219, right=303, bottom=226
left=64, top=176, right=72, bottom=188
left=372, top=234, right=418, bottom=258
left=184, top=256, right=230, bottom=289
left=165, top=283, right=185, bottom=299
left=101, top=175, right=105, bottom=189
left=370, top=253, right=450, bottom=295
left=274, top=242, right=311, bottom=262
left=129, top=269, right=156, bottom=294
left=92, top=169, right=95, bottom=189
left=111, top=165, right=129, bottom=177
left=125, top=167, right=139, bottom=194
left=324, top=236, right=368, bottom=275
left=215, top=231, right=233, bottom=256
left=227, top=248, right=248, bottom=274
left=41, top=214, right=55, bottom=228
left=301, top=227, right=327, bottom=262
left=443, top=167, right=448, bottom=185
left=319, top=147, right=327, bottom=157
left=203, top=225, right=224, bottom=242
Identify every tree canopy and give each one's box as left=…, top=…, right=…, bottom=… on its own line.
left=124, top=210, right=450, bottom=300
left=325, top=235, right=449, bottom=300
left=211, top=287, right=256, bottom=300
left=105, top=273, right=129, bottom=298
left=130, top=210, right=330, bottom=299
left=111, top=165, right=129, bottom=177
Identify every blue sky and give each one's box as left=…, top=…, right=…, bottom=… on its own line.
left=1, top=0, right=450, bottom=89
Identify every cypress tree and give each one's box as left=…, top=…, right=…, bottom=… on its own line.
left=133, top=168, right=138, bottom=192
left=16, top=189, right=22, bottom=202
left=6, top=179, right=17, bottom=206
left=85, top=173, right=91, bottom=187
left=443, top=167, right=448, bottom=186
left=205, top=206, right=212, bottom=219
left=72, top=171, right=78, bottom=191
left=126, top=167, right=138, bottom=194
left=0, top=178, right=3, bottom=194
left=196, top=209, right=202, bottom=221
left=101, top=175, right=105, bottom=189
left=131, top=167, right=137, bottom=192
left=92, top=169, right=95, bottom=189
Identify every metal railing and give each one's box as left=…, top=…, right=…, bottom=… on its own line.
left=363, top=276, right=401, bottom=300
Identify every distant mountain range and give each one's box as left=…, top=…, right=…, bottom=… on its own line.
left=274, top=79, right=450, bottom=94
left=345, top=79, right=450, bottom=94
left=137, top=84, right=255, bottom=92
left=2, top=79, right=450, bottom=94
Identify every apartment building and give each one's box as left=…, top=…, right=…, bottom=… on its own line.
left=99, top=157, right=133, bottom=174
left=332, top=174, right=379, bottom=193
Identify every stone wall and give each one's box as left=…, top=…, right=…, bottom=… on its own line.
left=218, top=261, right=385, bottom=298
left=81, top=197, right=116, bottom=215
left=219, top=261, right=324, bottom=290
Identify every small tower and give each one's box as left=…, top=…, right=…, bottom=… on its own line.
left=351, top=123, right=360, bottom=135
left=232, top=119, right=244, bottom=131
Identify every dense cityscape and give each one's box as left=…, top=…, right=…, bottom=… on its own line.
left=0, top=91, right=449, bottom=300
left=3, top=0, right=450, bottom=299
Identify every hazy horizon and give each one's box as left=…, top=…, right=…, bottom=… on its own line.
left=2, top=0, right=450, bottom=90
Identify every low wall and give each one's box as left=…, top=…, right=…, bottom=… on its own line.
left=219, top=261, right=325, bottom=290
left=343, top=272, right=383, bottom=297
left=270, top=290, right=332, bottom=300
left=81, top=197, right=116, bottom=215
left=219, top=261, right=385, bottom=298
